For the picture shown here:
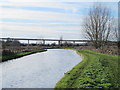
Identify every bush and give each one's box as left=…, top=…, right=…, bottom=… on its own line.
left=2, top=50, right=15, bottom=56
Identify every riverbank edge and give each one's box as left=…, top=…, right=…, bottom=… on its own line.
left=55, top=48, right=119, bottom=88
left=0, top=49, right=47, bottom=62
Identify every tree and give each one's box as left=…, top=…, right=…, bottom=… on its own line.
left=83, top=3, right=113, bottom=48
left=110, top=18, right=118, bottom=41
left=113, top=26, right=118, bottom=41
left=113, top=27, right=119, bottom=47
left=5, top=38, right=21, bottom=46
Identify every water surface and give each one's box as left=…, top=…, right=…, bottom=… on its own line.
left=1, top=49, right=82, bottom=88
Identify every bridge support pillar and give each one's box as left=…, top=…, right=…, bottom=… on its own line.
left=73, top=41, right=75, bottom=46
left=58, top=40, right=62, bottom=46
left=43, top=40, right=45, bottom=45
left=61, top=41, right=62, bottom=45
left=28, top=40, right=29, bottom=46
left=58, top=40, right=60, bottom=46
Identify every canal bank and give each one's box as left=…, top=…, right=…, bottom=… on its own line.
left=1, top=49, right=47, bottom=62
left=55, top=49, right=119, bottom=88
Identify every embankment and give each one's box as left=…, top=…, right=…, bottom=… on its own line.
left=0, top=49, right=47, bottom=62
left=55, top=49, right=119, bottom=88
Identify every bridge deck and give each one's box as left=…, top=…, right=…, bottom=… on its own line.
left=0, top=38, right=117, bottom=43
left=0, top=38, right=90, bottom=42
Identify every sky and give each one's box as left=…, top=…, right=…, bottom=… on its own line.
left=0, top=0, right=118, bottom=40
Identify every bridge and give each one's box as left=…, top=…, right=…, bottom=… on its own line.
left=0, top=37, right=118, bottom=54
left=0, top=38, right=91, bottom=46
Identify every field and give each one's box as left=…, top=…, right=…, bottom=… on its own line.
left=55, top=49, right=119, bottom=88
left=0, top=49, right=47, bottom=62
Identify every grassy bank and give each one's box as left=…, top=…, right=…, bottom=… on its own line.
left=0, top=49, right=47, bottom=62
left=55, top=49, right=119, bottom=88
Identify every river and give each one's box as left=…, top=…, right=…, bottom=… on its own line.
left=0, top=49, right=82, bottom=88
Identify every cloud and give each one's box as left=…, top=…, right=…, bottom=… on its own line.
left=1, top=22, right=84, bottom=39
left=0, top=1, right=118, bottom=39
left=1, top=0, right=119, bottom=2
left=0, top=2, right=92, bottom=15
left=1, top=22, right=82, bottom=32
left=0, top=8, right=83, bottom=22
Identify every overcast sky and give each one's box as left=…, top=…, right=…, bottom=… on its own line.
left=0, top=0, right=118, bottom=40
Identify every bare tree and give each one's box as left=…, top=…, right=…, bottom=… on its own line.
left=113, top=27, right=119, bottom=47
left=110, top=18, right=118, bottom=41
left=83, top=3, right=113, bottom=48
left=115, top=28, right=118, bottom=40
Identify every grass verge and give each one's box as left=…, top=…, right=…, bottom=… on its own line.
left=55, top=49, right=119, bottom=88
left=0, top=49, right=47, bottom=62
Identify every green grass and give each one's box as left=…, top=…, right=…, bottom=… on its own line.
left=55, top=49, right=119, bottom=88
left=0, top=49, right=47, bottom=62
